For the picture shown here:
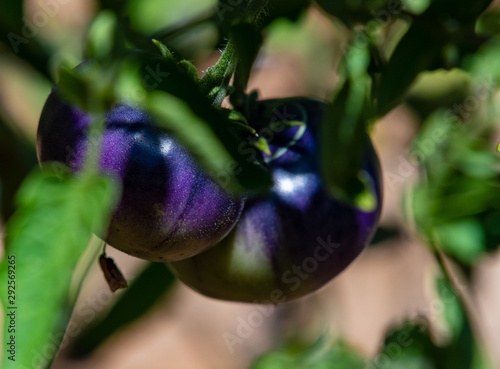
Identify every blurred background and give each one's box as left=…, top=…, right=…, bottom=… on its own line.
left=1, top=0, right=500, bottom=368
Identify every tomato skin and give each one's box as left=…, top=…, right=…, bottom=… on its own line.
left=37, top=89, right=244, bottom=262
left=168, top=98, right=382, bottom=302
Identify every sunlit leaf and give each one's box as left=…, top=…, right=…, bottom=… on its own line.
left=435, top=219, right=485, bottom=265
left=0, top=168, right=118, bottom=369
left=84, top=11, right=120, bottom=61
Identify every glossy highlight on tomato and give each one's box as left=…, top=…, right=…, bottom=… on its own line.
left=168, top=98, right=382, bottom=303
left=36, top=89, right=244, bottom=262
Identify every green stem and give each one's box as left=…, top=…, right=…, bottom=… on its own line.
left=199, top=38, right=237, bottom=101
left=430, top=237, right=488, bottom=347
left=199, top=0, right=270, bottom=107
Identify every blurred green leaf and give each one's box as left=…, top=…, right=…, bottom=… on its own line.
left=402, top=0, right=431, bottom=15
left=127, top=0, right=215, bottom=35
left=406, top=69, right=471, bottom=120
left=116, top=53, right=273, bottom=192
left=58, top=60, right=117, bottom=113
left=376, top=23, right=446, bottom=114
left=408, top=104, right=500, bottom=265
left=58, top=51, right=271, bottom=192
left=70, top=262, right=176, bottom=358
left=435, top=276, right=464, bottom=340
left=476, top=10, right=500, bottom=36
left=320, top=46, right=378, bottom=210
left=147, top=91, right=272, bottom=192
left=435, top=219, right=485, bottom=264
left=250, top=336, right=366, bottom=369
left=464, top=36, right=500, bottom=85
left=0, top=168, right=118, bottom=369
left=84, top=11, right=120, bottom=61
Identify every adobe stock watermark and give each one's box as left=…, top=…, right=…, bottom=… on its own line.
left=384, top=74, right=497, bottom=192
left=222, top=235, right=340, bottom=353
left=24, top=287, right=115, bottom=369
left=8, top=0, right=71, bottom=54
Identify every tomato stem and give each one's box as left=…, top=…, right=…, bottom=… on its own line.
left=200, top=0, right=269, bottom=108
left=429, top=237, right=489, bottom=349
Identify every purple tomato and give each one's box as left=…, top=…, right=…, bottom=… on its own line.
left=37, top=88, right=244, bottom=262
left=168, top=98, right=382, bottom=302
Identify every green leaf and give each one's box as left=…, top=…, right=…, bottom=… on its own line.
left=84, top=11, right=119, bottom=61
left=127, top=0, right=214, bottom=35
left=0, top=168, right=118, bottom=369
left=435, top=219, right=486, bottom=265
left=320, top=46, right=378, bottom=210
left=435, top=276, right=464, bottom=340
left=253, top=137, right=272, bottom=156
left=146, top=91, right=272, bottom=192
left=464, top=36, right=500, bottom=86
left=119, top=53, right=273, bottom=192
left=58, top=61, right=116, bottom=114
left=152, top=38, right=199, bottom=82
left=250, top=336, right=366, bottom=369
left=70, top=262, right=176, bottom=358
left=178, top=59, right=199, bottom=83
left=407, top=102, right=500, bottom=261
left=152, top=39, right=175, bottom=60
left=376, top=23, right=446, bottom=114
left=403, top=0, right=431, bottom=15
left=476, top=10, right=500, bottom=36
left=406, top=69, right=471, bottom=120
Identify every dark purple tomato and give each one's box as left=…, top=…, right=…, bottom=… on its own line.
left=36, top=88, right=244, bottom=262
left=168, top=98, right=382, bottom=303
